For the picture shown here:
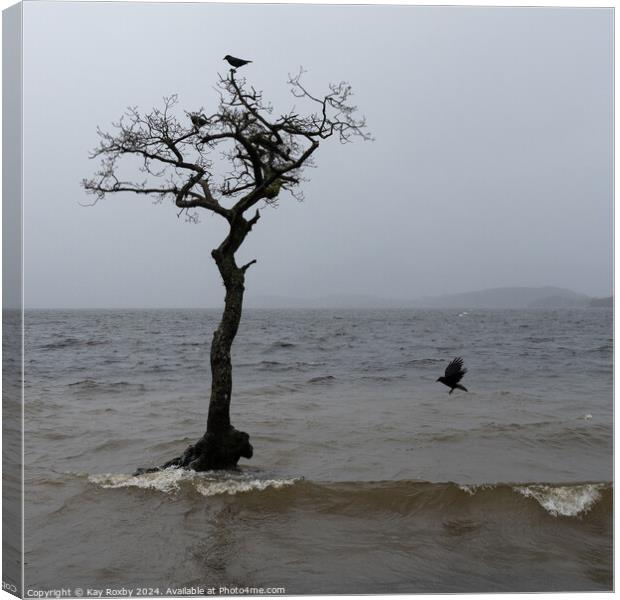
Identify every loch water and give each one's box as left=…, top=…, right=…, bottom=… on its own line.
left=22, top=308, right=612, bottom=593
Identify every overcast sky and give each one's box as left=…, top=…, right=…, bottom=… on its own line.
left=20, top=3, right=612, bottom=308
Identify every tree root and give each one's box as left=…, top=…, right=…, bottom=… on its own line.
left=134, top=428, right=253, bottom=476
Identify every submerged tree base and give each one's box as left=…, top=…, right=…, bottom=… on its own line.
left=134, top=427, right=253, bottom=475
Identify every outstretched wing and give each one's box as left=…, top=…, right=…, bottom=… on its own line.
left=444, top=357, right=467, bottom=385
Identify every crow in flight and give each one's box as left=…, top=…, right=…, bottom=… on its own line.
left=223, top=55, right=252, bottom=69
left=437, top=357, right=468, bottom=394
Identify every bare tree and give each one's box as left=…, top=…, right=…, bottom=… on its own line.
left=83, top=67, right=371, bottom=473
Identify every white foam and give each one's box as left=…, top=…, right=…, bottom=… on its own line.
left=88, top=468, right=194, bottom=493
left=457, top=483, right=494, bottom=496
left=88, top=468, right=298, bottom=496
left=514, top=483, right=604, bottom=517
left=194, top=478, right=297, bottom=496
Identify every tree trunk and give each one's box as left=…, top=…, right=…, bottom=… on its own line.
left=185, top=247, right=253, bottom=470
left=135, top=216, right=256, bottom=475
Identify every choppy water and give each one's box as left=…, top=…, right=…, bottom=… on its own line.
left=22, top=308, right=612, bottom=593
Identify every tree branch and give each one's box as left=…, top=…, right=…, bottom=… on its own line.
left=247, top=209, right=261, bottom=229
left=240, top=259, right=257, bottom=273
left=83, top=68, right=370, bottom=229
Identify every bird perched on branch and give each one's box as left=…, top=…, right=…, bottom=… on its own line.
left=437, top=357, right=468, bottom=394
left=223, top=55, right=252, bottom=69
left=190, top=113, right=208, bottom=129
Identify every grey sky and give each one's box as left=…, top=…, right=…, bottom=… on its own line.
left=20, top=2, right=613, bottom=308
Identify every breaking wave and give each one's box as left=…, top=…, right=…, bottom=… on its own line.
left=88, top=468, right=300, bottom=496
left=514, top=483, right=605, bottom=517
left=87, top=471, right=611, bottom=519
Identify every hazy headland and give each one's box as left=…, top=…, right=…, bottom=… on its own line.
left=246, top=286, right=613, bottom=310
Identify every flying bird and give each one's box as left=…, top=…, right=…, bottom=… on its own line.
left=437, top=357, right=468, bottom=394
left=223, top=55, right=252, bottom=69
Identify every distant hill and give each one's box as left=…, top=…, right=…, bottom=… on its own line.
left=245, top=287, right=611, bottom=309
left=414, top=286, right=592, bottom=309
left=589, top=296, right=613, bottom=308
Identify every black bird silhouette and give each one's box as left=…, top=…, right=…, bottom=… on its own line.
left=437, top=357, right=468, bottom=394
left=189, top=113, right=208, bottom=129
left=223, top=55, right=252, bottom=69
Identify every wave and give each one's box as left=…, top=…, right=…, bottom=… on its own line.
left=513, top=483, right=605, bottom=517
left=307, top=375, right=335, bottom=384
left=267, top=341, right=297, bottom=350
left=88, top=468, right=299, bottom=496
left=68, top=379, right=99, bottom=388
left=87, top=471, right=611, bottom=520
left=586, top=344, right=612, bottom=354
left=68, top=379, right=147, bottom=393
left=359, top=374, right=406, bottom=382
left=255, top=360, right=324, bottom=372
left=40, top=337, right=107, bottom=350
left=417, top=420, right=611, bottom=448
left=399, top=358, right=444, bottom=367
